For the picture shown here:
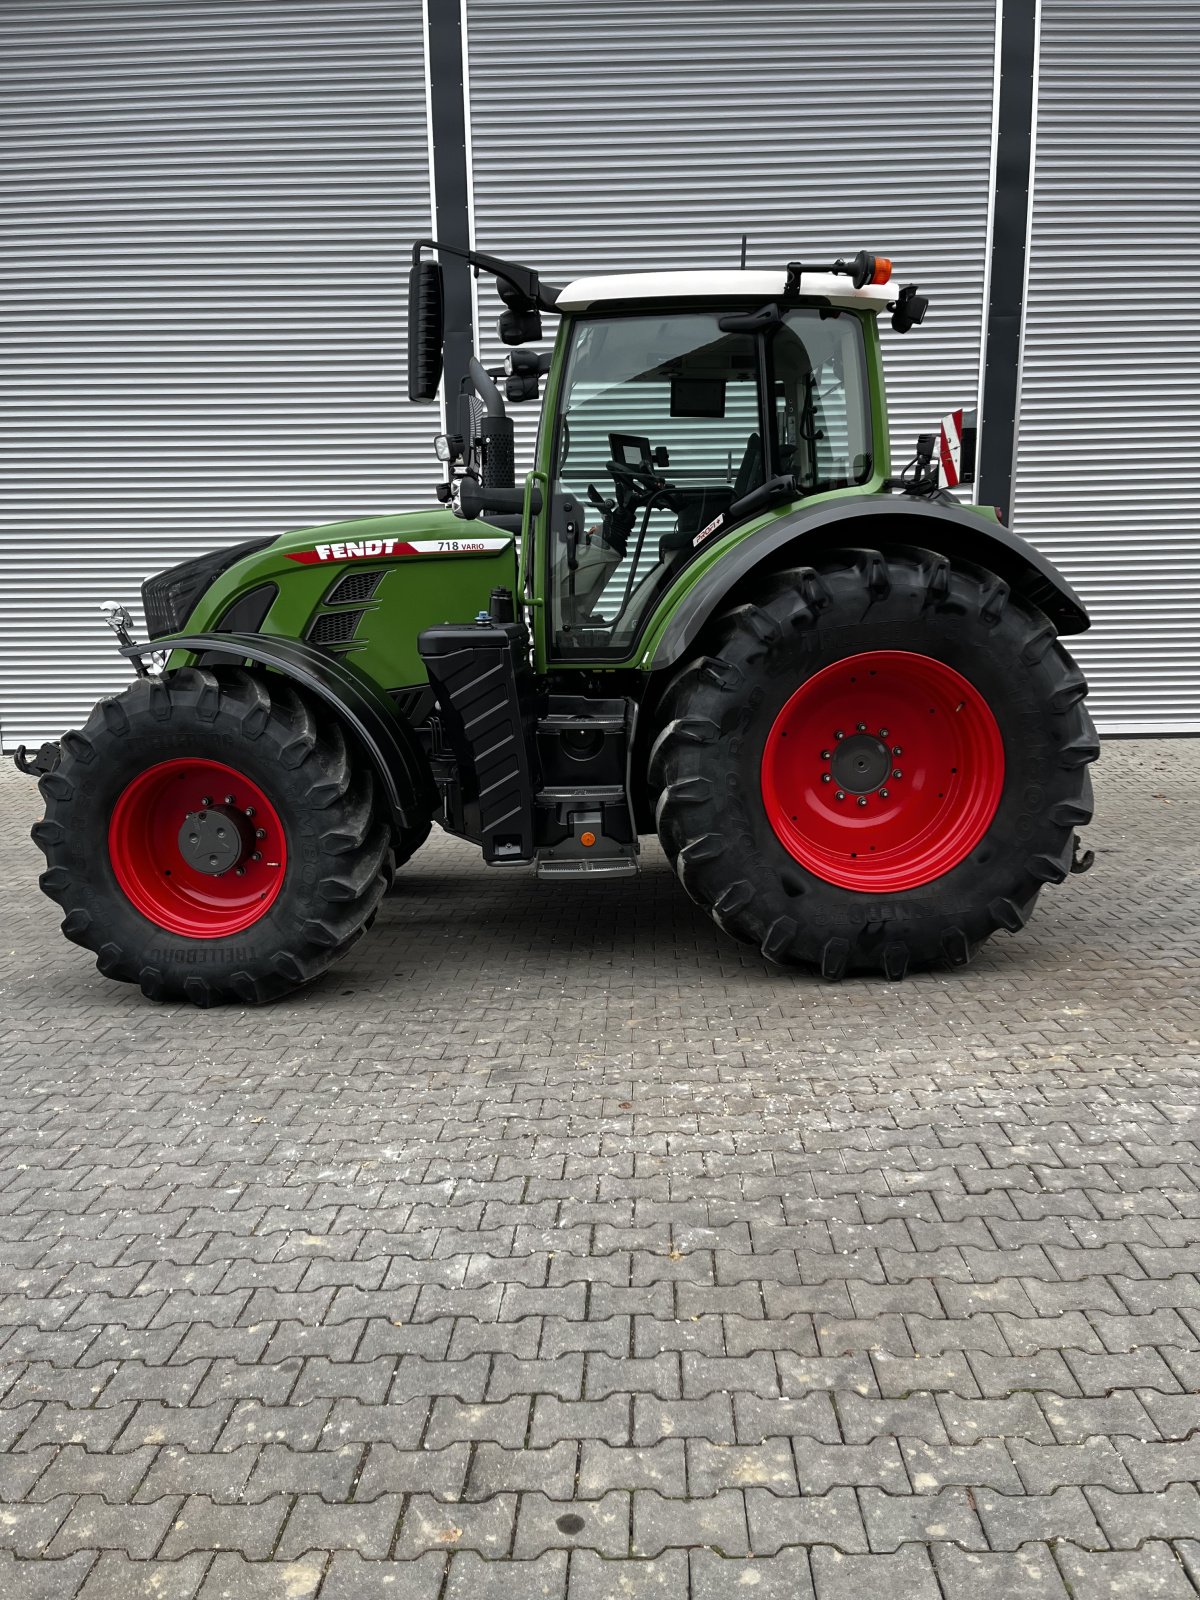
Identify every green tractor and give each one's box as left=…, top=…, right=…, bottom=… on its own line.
left=19, top=242, right=1097, bottom=1005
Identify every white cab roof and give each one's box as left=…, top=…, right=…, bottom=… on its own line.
left=554, top=268, right=896, bottom=313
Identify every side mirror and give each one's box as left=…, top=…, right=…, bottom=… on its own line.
left=939, top=407, right=977, bottom=489
left=407, top=259, right=444, bottom=402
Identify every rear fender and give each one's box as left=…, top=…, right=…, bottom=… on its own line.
left=644, top=496, right=1090, bottom=672
left=130, top=632, right=436, bottom=831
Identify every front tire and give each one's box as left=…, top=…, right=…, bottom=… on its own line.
left=650, top=548, right=1098, bottom=978
left=33, top=667, right=393, bottom=1005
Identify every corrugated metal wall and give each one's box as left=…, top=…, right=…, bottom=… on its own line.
left=1012, top=1, right=1200, bottom=730
left=0, top=0, right=431, bottom=748
left=3, top=0, right=1197, bottom=745
left=463, top=0, right=999, bottom=483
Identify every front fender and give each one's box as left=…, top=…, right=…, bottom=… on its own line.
left=642, top=495, right=1090, bottom=672
left=128, top=632, right=436, bottom=831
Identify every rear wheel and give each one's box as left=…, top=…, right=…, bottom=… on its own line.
left=650, top=548, right=1098, bottom=978
left=33, top=667, right=393, bottom=1005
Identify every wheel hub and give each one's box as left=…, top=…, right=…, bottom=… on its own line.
left=109, top=757, right=286, bottom=937
left=829, top=733, right=891, bottom=795
left=178, top=803, right=256, bottom=876
left=760, top=650, right=1005, bottom=892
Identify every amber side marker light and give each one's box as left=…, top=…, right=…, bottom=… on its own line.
left=580, top=831, right=597, bottom=848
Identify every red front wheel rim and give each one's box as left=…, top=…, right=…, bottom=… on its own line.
left=761, top=650, right=1005, bottom=892
left=108, top=758, right=287, bottom=937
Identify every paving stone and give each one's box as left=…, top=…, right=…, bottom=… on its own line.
left=691, top=1545, right=814, bottom=1599
left=48, top=1494, right=183, bottom=1558
left=810, top=1544, right=941, bottom=1600
left=445, top=1551, right=566, bottom=1599
left=514, top=1490, right=629, bottom=1557
left=30, top=1444, right=155, bottom=1503
left=276, top=1493, right=404, bottom=1557
left=158, top=1495, right=289, bottom=1559
left=322, top=1551, right=446, bottom=1600
left=195, top=1554, right=326, bottom=1600
left=1052, top=1541, right=1197, bottom=1599
left=931, top=1542, right=1071, bottom=1599
left=0, top=1547, right=91, bottom=1591
left=977, top=1484, right=1108, bottom=1551
left=76, top=1553, right=210, bottom=1598
left=1010, top=1437, right=1137, bottom=1492
left=686, top=1438, right=798, bottom=1496
left=578, top=1441, right=686, bottom=1497
left=1113, top=1436, right=1200, bottom=1490
left=900, top=1437, right=1023, bottom=1492
left=632, top=1487, right=748, bottom=1556
left=394, top=1493, right=515, bottom=1559
left=242, top=1441, right=359, bottom=1501
left=568, top=1549, right=686, bottom=1596
left=860, top=1485, right=987, bottom=1551
left=1085, top=1482, right=1200, bottom=1547
left=465, top=1442, right=577, bottom=1500
left=746, top=1486, right=867, bottom=1554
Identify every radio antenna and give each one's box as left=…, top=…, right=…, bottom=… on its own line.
left=739, top=233, right=748, bottom=269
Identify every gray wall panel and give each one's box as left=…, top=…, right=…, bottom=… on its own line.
left=463, top=0, right=999, bottom=483
left=1013, top=0, right=1200, bottom=729
left=0, top=0, right=431, bottom=748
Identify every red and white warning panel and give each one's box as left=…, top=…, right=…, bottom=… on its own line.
left=938, top=407, right=977, bottom=489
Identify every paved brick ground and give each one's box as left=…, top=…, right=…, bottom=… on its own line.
left=0, top=738, right=1197, bottom=1598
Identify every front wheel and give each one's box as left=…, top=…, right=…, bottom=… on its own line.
left=33, top=668, right=393, bottom=1005
left=650, top=549, right=1098, bottom=978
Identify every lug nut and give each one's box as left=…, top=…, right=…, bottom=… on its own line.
left=821, top=749, right=832, bottom=760
left=879, top=728, right=889, bottom=738
left=820, top=773, right=832, bottom=784
left=880, top=788, right=890, bottom=799
left=892, top=769, right=903, bottom=780
left=255, top=828, right=266, bottom=839
left=200, top=796, right=212, bottom=806
left=892, top=746, right=902, bottom=756
left=235, top=867, right=246, bottom=877
left=835, top=790, right=846, bottom=802
left=224, top=794, right=235, bottom=804
left=834, top=730, right=845, bottom=741
left=856, top=722, right=866, bottom=732
left=251, top=851, right=262, bottom=862
left=857, top=796, right=868, bottom=807
left=245, top=806, right=255, bottom=818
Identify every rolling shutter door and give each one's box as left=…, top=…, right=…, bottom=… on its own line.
left=1013, top=1, right=1200, bottom=730
left=463, top=0, right=999, bottom=483
left=0, top=0, right=431, bottom=749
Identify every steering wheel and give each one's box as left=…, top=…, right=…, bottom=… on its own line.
left=606, top=457, right=663, bottom=497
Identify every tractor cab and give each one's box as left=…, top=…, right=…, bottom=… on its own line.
left=544, top=295, right=875, bottom=656
left=407, top=244, right=922, bottom=673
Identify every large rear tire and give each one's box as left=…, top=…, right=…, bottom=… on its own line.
left=33, top=667, right=393, bottom=1005
left=650, top=548, right=1098, bottom=978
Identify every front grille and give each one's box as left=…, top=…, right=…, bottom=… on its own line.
left=325, top=568, right=383, bottom=605
left=308, top=609, right=363, bottom=646
left=141, top=535, right=274, bottom=639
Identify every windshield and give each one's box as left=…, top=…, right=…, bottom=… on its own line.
left=548, top=307, right=872, bottom=657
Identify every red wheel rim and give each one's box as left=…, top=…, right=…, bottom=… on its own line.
left=761, top=650, right=1005, bottom=892
left=108, top=758, right=287, bottom=937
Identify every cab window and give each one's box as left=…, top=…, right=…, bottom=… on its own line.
left=547, top=307, right=870, bottom=658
